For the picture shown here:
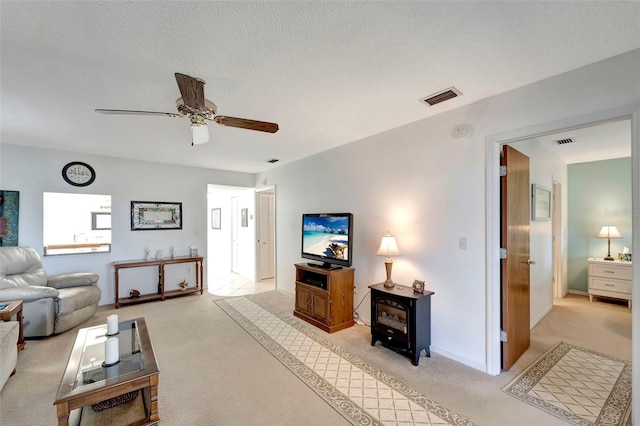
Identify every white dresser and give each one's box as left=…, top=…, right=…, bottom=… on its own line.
left=587, top=258, right=632, bottom=308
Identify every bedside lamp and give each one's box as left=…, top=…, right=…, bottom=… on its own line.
left=376, top=232, right=401, bottom=288
left=597, top=225, right=622, bottom=261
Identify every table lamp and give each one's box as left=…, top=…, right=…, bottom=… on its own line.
left=596, top=225, right=622, bottom=261
left=376, top=232, right=401, bottom=288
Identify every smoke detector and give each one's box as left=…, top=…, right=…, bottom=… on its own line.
left=419, top=87, right=462, bottom=107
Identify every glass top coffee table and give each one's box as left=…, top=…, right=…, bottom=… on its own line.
left=54, top=317, right=159, bottom=426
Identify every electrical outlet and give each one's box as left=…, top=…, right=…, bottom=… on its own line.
left=458, top=237, right=468, bottom=250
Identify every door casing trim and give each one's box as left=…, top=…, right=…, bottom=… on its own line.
left=485, top=103, right=640, bottom=377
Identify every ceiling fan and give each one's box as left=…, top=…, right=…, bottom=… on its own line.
left=96, top=73, right=279, bottom=145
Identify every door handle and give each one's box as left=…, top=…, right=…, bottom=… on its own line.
left=527, top=259, right=536, bottom=265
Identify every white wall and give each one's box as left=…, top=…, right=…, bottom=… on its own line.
left=256, top=49, right=640, bottom=373
left=0, top=144, right=254, bottom=305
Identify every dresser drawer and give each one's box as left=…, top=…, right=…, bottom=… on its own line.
left=589, top=277, right=631, bottom=294
left=589, top=263, right=632, bottom=280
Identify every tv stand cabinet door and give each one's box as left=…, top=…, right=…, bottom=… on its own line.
left=310, top=289, right=330, bottom=323
left=295, top=285, right=313, bottom=317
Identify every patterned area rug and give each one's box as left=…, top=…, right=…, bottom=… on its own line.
left=503, top=341, right=632, bottom=426
left=216, top=296, right=477, bottom=426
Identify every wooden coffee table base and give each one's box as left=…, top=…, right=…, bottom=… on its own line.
left=55, top=374, right=159, bottom=425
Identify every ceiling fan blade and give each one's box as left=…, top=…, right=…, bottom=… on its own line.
left=95, top=109, right=180, bottom=118
left=213, top=116, right=279, bottom=133
left=175, top=73, right=205, bottom=110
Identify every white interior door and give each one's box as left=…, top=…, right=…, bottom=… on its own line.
left=257, top=190, right=275, bottom=280
left=231, top=197, right=239, bottom=273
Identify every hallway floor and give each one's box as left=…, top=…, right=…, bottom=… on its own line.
left=207, top=273, right=275, bottom=297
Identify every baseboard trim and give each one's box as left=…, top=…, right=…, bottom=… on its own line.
left=430, top=345, right=486, bottom=373
left=568, top=289, right=589, bottom=296
left=531, top=304, right=553, bottom=329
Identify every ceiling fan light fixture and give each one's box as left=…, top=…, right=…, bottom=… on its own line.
left=191, top=123, right=209, bottom=145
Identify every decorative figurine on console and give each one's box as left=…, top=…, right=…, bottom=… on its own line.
left=144, top=247, right=150, bottom=261
left=129, top=289, right=141, bottom=299
left=178, top=280, right=189, bottom=291
left=170, top=246, right=175, bottom=259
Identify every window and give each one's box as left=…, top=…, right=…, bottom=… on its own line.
left=43, top=193, right=111, bottom=256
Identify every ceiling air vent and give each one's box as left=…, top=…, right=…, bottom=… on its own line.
left=554, top=137, right=575, bottom=145
left=419, top=87, right=462, bottom=107
left=266, top=158, right=280, bottom=164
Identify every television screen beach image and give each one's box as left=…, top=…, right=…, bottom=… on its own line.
left=302, top=215, right=350, bottom=261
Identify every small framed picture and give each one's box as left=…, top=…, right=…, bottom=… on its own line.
left=412, top=279, right=425, bottom=293
left=211, top=208, right=221, bottom=229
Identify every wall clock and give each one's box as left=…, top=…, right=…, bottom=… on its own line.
left=62, top=161, right=96, bottom=187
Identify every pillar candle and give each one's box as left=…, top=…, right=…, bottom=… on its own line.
left=106, top=314, right=118, bottom=335
left=105, top=337, right=119, bottom=365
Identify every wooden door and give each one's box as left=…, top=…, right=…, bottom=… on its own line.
left=501, top=145, right=531, bottom=370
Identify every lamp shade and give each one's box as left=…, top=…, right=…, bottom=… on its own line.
left=597, top=226, right=622, bottom=239
left=191, top=123, right=210, bottom=145
left=375, top=232, right=400, bottom=257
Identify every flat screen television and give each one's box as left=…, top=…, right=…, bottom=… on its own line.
left=301, top=213, right=353, bottom=269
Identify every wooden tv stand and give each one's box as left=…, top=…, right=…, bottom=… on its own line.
left=113, top=256, right=204, bottom=308
left=293, top=263, right=354, bottom=333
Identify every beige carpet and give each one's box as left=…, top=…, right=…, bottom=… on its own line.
left=0, top=291, right=632, bottom=425
left=217, top=296, right=477, bottom=426
left=503, top=341, right=632, bottom=426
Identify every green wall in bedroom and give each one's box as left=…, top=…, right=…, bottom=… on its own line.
left=567, top=157, right=632, bottom=292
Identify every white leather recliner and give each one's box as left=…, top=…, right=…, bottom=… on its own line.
left=0, top=247, right=101, bottom=337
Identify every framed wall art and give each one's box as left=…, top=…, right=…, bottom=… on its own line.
left=531, top=184, right=551, bottom=221
left=241, top=208, right=248, bottom=227
left=211, top=208, right=221, bottom=229
left=131, top=201, right=182, bottom=230
left=0, top=190, right=19, bottom=246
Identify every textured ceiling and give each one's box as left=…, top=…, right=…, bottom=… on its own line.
left=1, top=1, right=639, bottom=173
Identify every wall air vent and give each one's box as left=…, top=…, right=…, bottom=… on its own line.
left=266, top=158, right=280, bottom=164
left=554, top=137, right=575, bottom=145
left=419, top=87, right=462, bottom=107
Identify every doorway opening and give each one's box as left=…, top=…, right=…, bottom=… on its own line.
left=486, top=107, right=639, bottom=379
left=207, top=184, right=276, bottom=297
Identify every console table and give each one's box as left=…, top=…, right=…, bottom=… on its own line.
left=113, top=256, right=204, bottom=308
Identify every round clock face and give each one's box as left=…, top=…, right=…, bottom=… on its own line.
left=62, top=162, right=96, bottom=187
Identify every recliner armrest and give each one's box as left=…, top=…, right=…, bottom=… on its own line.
left=48, top=273, right=99, bottom=289
left=0, top=285, right=60, bottom=302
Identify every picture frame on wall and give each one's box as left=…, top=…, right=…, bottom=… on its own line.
left=531, top=184, right=551, bottom=221
left=131, top=201, right=182, bottom=230
left=211, top=208, right=221, bottom=229
left=241, top=208, right=248, bottom=227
